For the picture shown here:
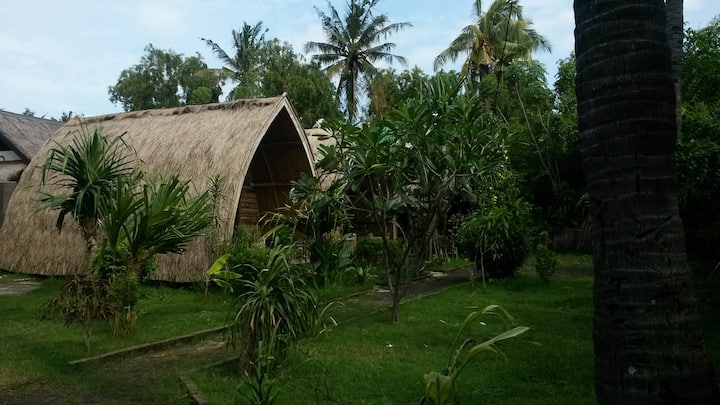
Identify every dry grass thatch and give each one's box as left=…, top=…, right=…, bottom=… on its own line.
left=0, top=111, right=62, bottom=162
left=304, top=128, right=340, bottom=189
left=0, top=162, right=26, bottom=182
left=0, top=95, right=316, bottom=282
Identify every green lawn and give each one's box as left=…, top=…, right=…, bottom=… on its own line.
left=0, top=276, right=230, bottom=394
left=191, top=262, right=597, bottom=404
left=3, top=257, right=719, bottom=404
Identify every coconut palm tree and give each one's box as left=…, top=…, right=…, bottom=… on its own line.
left=434, top=0, right=549, bottom=83
left=574, top=0, right=718, bottom=402
left=202, top=21, right=268, bottom=99
left=305, top=0, right=411, bottom=121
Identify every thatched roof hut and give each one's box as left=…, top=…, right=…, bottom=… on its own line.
left=0, top=95, right=316, bottom=282
left=0, top=110, right=62, bottom=181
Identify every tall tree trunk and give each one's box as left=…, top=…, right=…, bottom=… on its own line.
left=574, top=1, right=718, bottom=403
left=666, top=0, right=683, bottom=134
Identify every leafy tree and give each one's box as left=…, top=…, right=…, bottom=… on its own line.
left=108, top=44, right=222, bottom=111
left=259, top=39, right=342, bottom=127
left=682, top=17, right=720, bottom=107
left=202, top=21, right=268, bottom=99
left=434, top=0, right=550, bottom=86
left=676, top=16, right=720, bottom=260
left=321, top=74, right=510, bottom=322
left=367, top=67, right=429, bottom=120
left=306, top=0, right=412, bottom=121
left=574, top=0, right=718, bottom=402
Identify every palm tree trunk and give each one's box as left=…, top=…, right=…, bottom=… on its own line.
left=81, top=219, right=99, bottom=272
left=574, top=1, right=718, bottom=403
left=666, top=0, right=683, bottom=134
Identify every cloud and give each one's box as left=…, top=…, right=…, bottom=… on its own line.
left=135, top=3, right=187, bottom=38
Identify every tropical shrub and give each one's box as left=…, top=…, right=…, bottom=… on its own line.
left=41, top=126, right=215, bottom=336
left=97, top=174, right=215, bottom=332
left=311, top=228, right=355, bottom=285
left=225, top=225, right=271, bottom=279
left=421, top=305, right=529, bottom=404
left=40, top=125, right=136, bottom=266
left=457, top=198, right=533, bottom=282
left=354, top=236, right=403, bottom=269
left=534, top=231, right=557, bottom=283
left=45, top=275, right=118, bottom=350
left=212, top=244, right=334, bottom=374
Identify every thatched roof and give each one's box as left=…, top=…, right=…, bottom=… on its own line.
left=0, top=162, right=26, bottom=182
left=304, top=128, right=339, bottom=189
left=0, top=95, right=316, bottom=282
left=0, top=110, right=62, bottom=162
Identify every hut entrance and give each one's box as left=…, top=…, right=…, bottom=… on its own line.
left=234, top=107, right=314, bottom=232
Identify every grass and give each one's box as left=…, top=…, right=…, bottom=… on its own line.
left=0, top=275, right=230, bottom=400
left=3, top=257, right=719, bottom=403
left=190, top=260, right=596, bottom=404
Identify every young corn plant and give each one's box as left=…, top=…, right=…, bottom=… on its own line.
left=422, top=305, right=529, bottom=404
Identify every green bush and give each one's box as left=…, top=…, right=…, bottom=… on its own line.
left=456, top=198, right=533, bottom=280
left=311, top=229, right=355, bottom=285
left=534, top=231, right=557, bottom=283
left=225, top=226, right=271, bottom=279
left=354, top=236, right=403, bottom=269
left=217, top=244, right=332, bottom=374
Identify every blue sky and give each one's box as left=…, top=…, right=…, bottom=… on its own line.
left=1, top=0, right=717, bottom=119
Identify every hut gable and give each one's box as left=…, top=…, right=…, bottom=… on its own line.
left=0, top=95, right=316, bottom=282
left=0, top=111, right=62, bottom=181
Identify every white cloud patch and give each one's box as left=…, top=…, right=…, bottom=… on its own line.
left=135, top=3, right=187, bottom=38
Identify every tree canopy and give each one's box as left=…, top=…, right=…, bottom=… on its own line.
left=306, top=0, right=412, bottom=121
left=434, top=0, right=550, bottom=85
left=108, top=44, right=222, bottom=111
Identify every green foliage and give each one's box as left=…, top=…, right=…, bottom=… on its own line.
left=218, top=244, right=333, bottom=374
left=40, top=126, right=135, bottom=246
left=677, top=17, right=720, bottom=262
left=422, top=305, right=528, bottom=405
left=41, top=126, right=215, bottom=336
left=203, top=25, right=341, bottom=127
left=367, top=67, right=429, bottom=120
left=202, top=21, right=268, bottom=99
left=260, top=39, right=342, bottom=127
left=354, top=236, right=403, bottom=269
left=238, top=352, right=279, bottom=404
left=434, top=0, right=550, bottom=85
left=108, top=44, right=222, bottom=111
left=45, top=276, right=118, bottom=350
left=683, top=17, right=720, bottom=106
left=265, top=173, right=352, bottom=285
left=100, top=174, right=215, bottom=277
left=311, top=229, right=355, bottom=285
left=306, top=0, right=412, bottom=120
left=322, top=73, right=512, bottom=320
left=457, top=197, right=533, bottom=280
left=224, top=226, right=271, bottom=281
left=534, top=231, right=557, bottom=284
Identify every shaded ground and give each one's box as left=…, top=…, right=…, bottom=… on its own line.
left=0, top=263, right=590, bottom=404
